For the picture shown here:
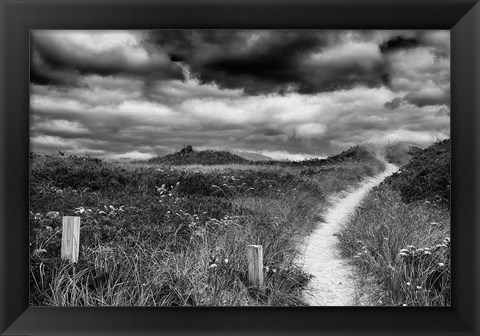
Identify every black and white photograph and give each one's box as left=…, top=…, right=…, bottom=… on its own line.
left=29, top=29, right=451, bottom=306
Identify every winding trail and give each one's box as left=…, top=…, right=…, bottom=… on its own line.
left=301, top=162, right=398, bottom=306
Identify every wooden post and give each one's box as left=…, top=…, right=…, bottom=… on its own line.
left=61, top=216, right=80, bottom=263
left=246, top=245, right=264, bottom=289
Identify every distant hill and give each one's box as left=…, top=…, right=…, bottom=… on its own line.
left=384, top=141, right=423, bottom=166
left=383, top=139, right=450, bottom=206
left=323, top=144, right=378, bottom=164
left=299, top=144, right=377, bottom=166
left=229, top=150, right=273, bottom=162
left=148, top=144, right=380, bottom=167
left=257, top=144, right=378, bottom=167
left=148, top=146, right=248, bottom=165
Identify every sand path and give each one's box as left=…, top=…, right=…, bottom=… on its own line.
left=301, top=162, right=398, bottom=306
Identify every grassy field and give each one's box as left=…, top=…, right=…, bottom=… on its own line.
left=339, top=139, right=451, bottom=306
left=30, top=145, right=385, bottom=306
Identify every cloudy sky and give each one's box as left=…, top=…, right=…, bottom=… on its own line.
left=30, top=30, right=450, bottom=160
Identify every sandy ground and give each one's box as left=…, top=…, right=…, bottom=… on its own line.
left=300, top=162, right=398, bottom=306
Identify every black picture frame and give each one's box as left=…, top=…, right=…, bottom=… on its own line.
left=1, top=0, right=479, bottom=335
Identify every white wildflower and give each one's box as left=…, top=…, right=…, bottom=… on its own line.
left=33, top=248, right=47, bottom=256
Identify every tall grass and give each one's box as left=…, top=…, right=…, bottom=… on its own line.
left=30, top=148, right=384, bottom=306
left=339, top=186, right=450, bottom=306
left=338, top=140, right=451, bottom=306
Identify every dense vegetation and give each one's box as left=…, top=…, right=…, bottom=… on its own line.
left=384, top=139, right=450, bottom=206
left=339, top=139, right=451, bottom=306
left=30, top=145, right=384, bottom=306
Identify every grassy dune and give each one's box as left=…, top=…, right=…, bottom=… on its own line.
left=29, top=145, right=384, bottom=306
left=339, top=139, right=451, bottom=306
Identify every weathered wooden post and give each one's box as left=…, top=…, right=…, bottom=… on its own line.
left=61, top=216, right=80, bottom=263
left=246, top=245, right=264, bottom=289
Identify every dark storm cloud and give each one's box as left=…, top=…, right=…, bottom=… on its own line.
left=30, top=49, right=81, bottom=87
left=30, top=30, right=450, bottom=100
left=30, top=65, right=80, bottom=88
left=380, top=36, right=419, bottom=53
left=148, top=30, right=389, bottom=94
left=148, top=30, right=322, bottom=93
left=199, top=32, right=322, bottom=94
left=31, top=31, right=184, bottom=87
